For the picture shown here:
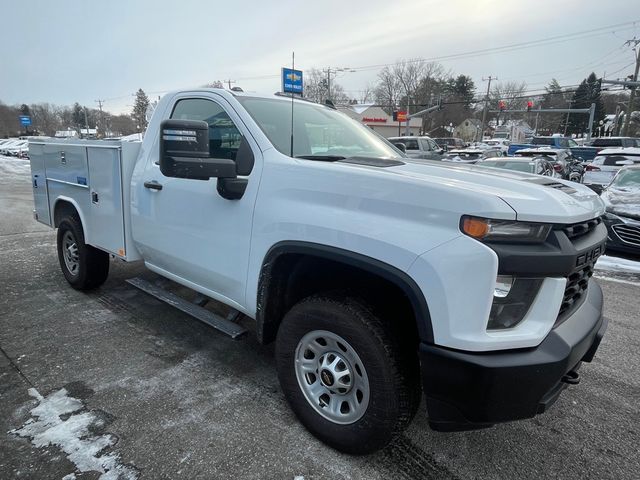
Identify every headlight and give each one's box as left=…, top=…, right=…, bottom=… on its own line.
left=461, top=216, right=551, bottom=243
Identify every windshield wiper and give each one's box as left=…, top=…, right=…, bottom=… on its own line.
left=295, top=154, right=346, bottom=161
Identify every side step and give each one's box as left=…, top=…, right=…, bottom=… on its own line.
left=126, top=277, right=248, bottom=339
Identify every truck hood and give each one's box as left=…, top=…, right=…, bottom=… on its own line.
left=388, top=160, right=605, bottom=223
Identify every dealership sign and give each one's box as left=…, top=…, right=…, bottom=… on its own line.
left=19, top=115, right=31, bottom=126
left=282, top=68, right=303, bottom=94
left=362, top=117, right=387, bottom=123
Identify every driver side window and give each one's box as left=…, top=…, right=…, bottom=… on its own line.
left=171, top=98, right=243, bottom=161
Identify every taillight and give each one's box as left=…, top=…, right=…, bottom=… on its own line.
left=585, top=164, right=600, bottom=172
left=553, top=163, right=563, bottom=172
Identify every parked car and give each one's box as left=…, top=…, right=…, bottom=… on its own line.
left=512, top=147, right=574, bottom=178
left=0, top=139, right=24, bottom=155
left=583, top=148, right=640, bottom=193
left=508, top=135, right=599, bottom=161
left=601, top=165, right=640, bottom=255
left=387, top=136, right=444, bottom=160
left=2, top=140, right=28, bottom=157
left=442, top=147, right=503, bottom=164
left=587, top=137, right=640, bottom=149
left=483, top=138, right=511, bottom=154
left=433, top=137, right=466, bottom=150
left=477, top=157, right=555, bottom=176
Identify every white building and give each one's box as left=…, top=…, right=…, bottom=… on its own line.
left=338, top=104, right=422, bottom=137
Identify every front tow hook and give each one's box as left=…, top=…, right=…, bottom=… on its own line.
left=562, top=370, right=580, bottom=385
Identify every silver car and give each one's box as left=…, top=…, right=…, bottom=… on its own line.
left=388, top=136, right=444, bottom=160
left=583, top=148, right=640, bottom=193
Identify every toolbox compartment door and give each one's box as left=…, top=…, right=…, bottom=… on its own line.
left=29, top=143, right=52, bottom=226
left=87, top=146, right=126, bottom=257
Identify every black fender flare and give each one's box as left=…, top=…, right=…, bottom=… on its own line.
left=256, top=241, right=434, bottom=344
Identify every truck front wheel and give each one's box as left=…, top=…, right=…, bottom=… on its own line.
left=56, top=216, right=109, bottom=290
left=275, top=294, right=420, bottom=454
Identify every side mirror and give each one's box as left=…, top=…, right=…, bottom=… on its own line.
left=393, top=142, right=406, bottom=153
left=159, top=119, right=237, bottom=180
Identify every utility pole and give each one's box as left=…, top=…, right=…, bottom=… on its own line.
left=83, top=107, right=90, bottom=138
left=479, top=76, right=496, bottom=142
left=224, top=79, right=236, bottom=90
left=322, top=67, right=336, bottom=103
left=322, top=67, right=354, bottom=104
left=95, top=99, right=105, bottom=137
left=621, top=37, right=640, bottom=136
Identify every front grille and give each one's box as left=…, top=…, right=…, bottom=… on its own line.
left=562, top=217, right=602, bottom=240
left=557, top=262, right=595, bottom=322
left=612, top=224, right=640, bottom=246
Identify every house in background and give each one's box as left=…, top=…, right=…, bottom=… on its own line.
left=453, top=118, right=482, bottom=142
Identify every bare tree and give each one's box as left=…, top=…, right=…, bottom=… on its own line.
left=29, top=103, right=60, bottom=136
left=303, top=68, right=349, bottom=105
left=374, top=66, right=402, bottom=114
left=394, top=59, right=428, bottom=107
left=360, top=82, right=375, bottom=104
left=490, top=81, right=528, bottom=110
left=489, top=81, right=528, bottom=123
left=203, top=80, right=224, bottom=88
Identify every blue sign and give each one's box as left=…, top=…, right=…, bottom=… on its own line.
left=282, top=67, right=303, bottom=94
left=19, top=115, right=31, bottom=126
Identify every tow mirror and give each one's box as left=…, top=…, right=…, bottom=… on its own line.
left=159, top=119, right=237, bottom=180
left=393, top=142, right=406, bottom=153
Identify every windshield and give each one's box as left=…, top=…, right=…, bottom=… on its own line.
left=236, top=97, right=401, bottom=159
left=480, top=160, right=535, bottom=173
left=611, top=169, right=640, bottom=188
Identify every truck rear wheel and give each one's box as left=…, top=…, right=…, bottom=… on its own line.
left=275, top=293, right=420, bottom=454
left=56, top=216, right=109, bottom=290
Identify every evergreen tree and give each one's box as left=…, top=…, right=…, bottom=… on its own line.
left=72, top=102, right=85, bottom=131
left=446, top=75, right=476, bottom=108
left=567, top=73, right=605, bottom=136
left=540, top=78, right=569, bottom=133
left=132, top=88, right=150, bottom=131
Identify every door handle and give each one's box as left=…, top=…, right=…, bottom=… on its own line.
left=144, top=180, right=163, bottom=191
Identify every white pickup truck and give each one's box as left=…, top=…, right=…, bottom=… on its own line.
left=29, top=88, right=608, bottom=454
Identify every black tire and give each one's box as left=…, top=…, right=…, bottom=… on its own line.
left=275, top=293, right=421, bottom=454
left=56, top=215, right=109, bottom=290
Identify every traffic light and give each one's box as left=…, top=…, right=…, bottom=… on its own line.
left=527, top=100, right=533, bottom=112
left=392, top=110, right=398, bottom=121
left=498, top=100, right=506, bottom=111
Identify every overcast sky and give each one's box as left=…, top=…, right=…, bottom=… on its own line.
left=1, top=0, right=638, bottom=114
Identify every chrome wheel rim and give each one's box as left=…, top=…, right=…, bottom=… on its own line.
left=294, top=330, right=370, bottom=425
left=62, top=230, right=79, bottom=276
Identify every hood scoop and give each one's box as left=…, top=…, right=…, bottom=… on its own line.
left=521, top=177, right=577, bottom=194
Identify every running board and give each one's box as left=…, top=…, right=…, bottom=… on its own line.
left=126, top=277, right=247, bottom=339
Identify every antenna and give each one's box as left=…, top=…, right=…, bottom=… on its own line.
left=290, top=51, right=295, bottom=157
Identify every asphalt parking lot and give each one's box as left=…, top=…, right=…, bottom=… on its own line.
left=1, top=157, right=639, bottom=480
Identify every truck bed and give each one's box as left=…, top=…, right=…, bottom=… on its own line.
left=29, top=138, right=143, bottom=261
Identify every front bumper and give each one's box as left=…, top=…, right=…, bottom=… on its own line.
left=420, top=278, right=606, bottom=431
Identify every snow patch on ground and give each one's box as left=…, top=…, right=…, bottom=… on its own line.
left=0, top=155, right=30, bottom=177
left=595, top=255, right=640, bottom=274
left=10, top=388, right=137, bottom=480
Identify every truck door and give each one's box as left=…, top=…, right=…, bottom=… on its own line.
left=133, top=94, right=261, bottom=310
